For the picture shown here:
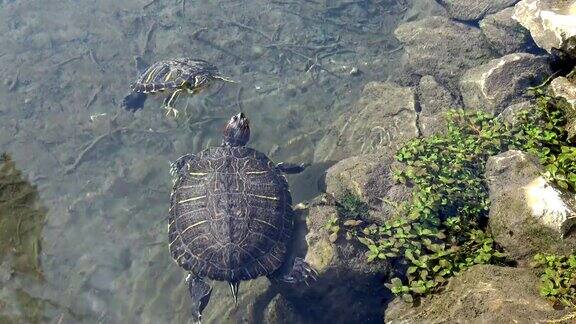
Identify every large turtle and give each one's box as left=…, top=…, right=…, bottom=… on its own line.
left=121, top=58, right=233, bottom=116
left=168, top=112, right=316, bottom=322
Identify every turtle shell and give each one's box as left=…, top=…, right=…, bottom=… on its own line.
left=168, top=146, right=293, bottom=282
left=132, top=58, right=220, bottom=94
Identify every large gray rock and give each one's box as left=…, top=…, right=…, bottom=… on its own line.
left=486, top=150, right=576, bottom=265
left=437, top=0, right=519, bottom=21
left=550, top=76, right=576, bottom=141
left=384, top=265, right=567, bottom=323
left=479, top=7, right=536, bottom=55
left=460, top=53, right=551, bottom=114
left=513, top=0, right=576, bottom=53
left=417, top=75, right=462, bottom=136
left=314, top=82, right=418, bottom=162
left=394, top=16, right=495, bottom=85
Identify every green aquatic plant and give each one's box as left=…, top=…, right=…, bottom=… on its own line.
left=330, top=90, right=576, bottom=301
left=513, top=93, right=576, bottom=191
left=532, top=253, right=576, bottom=309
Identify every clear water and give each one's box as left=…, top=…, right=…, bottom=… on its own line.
left=0, top=0, right=436, bottom=323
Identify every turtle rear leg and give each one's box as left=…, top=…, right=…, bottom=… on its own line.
left=186, top=274, right=212, bottom=324
left=276, top=162, right=310, bottom=174
left=163, top=89, right=183, bottom=117
left=121, top=91, right=147, bottom=112
left=273, top=257, right=318, bottom=285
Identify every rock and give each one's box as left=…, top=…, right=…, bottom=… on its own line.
left=394, top=16, right=495, bottom=86
left=324, top=153, right=412, bottom=222
left=402, top=0, right=447, bottom=22
left=297, top=196, right=391, bottom=324
left=314, top=82, right=418, bottom=162
left=460, top=53, right=551, bottom=115
left=263, top=295, right=307, bottom=324
left=497, top=100, right=533, bottom=126
left=513, top=0, right=576, bottom=53
left=384, top=265, right=567, bottom=323
left=549, top=76, right=576, bottom=141
left=437, top=0, right=519, bottom=21
left=417, top=75, right=462, bottom=136
left=479, top=7, right=536, bottom=55
left=485, top=150, right=576, bottom=264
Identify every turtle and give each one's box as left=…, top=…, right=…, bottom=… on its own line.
left=121, top=58, right=234, bottom=116
left=168, top=112, right=316, bottom=322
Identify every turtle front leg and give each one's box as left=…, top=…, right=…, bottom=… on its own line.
left=274, top=257, right=318, bottom=285
left=163, top=89, right=183, bottom=117
left=170, top=154, right=196, bottom=177
left=276, top=162, right=310, bottom=174
left=121, top=91, right=147, bottom=112
left=186, top=274, right=212, bottom=324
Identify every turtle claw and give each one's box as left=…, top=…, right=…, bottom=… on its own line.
left=163, top=105, right=180, bottom=118
left=280, top=257, right=318, bottom=285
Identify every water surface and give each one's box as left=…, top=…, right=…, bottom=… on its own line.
left=0, top=0, right=433, bottom=322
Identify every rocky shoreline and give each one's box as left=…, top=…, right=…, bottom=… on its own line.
left=283, top=0, right=576, bottom=322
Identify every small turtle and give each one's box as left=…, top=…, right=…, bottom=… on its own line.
left=121, top=58, right=234, bottom=116
left=168, top=112, right=316, bottom=322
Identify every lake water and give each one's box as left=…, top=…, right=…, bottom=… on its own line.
left=0, top=0, right=438, bottom=323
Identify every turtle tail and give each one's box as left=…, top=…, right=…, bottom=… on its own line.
left=121, top=91, right=147, bottom=112
left=228, top=281, right=240, bottom=305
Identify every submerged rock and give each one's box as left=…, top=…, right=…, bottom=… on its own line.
left=314, top=82, right=418, bottom=162
left=417, top=75, right=462, bottom=136
left=436, top=0, right=519, bottom=21
left=394, top=16, right=495, bottom=85
left=485, top=150, right=576, bottom=264
left=384, top=265, right=566, bottom=323
left=479, top=7, right=536, bottom=55
left=460, top=53, right=551, bottom=114
left=513, top=0, right=576, bottom=53
left=263, top=294, right=307, bottom=324
left=549, top=76, right=576, bottom=141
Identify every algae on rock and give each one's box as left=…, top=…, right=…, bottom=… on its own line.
left=0, top=153, right=49, bottom=323
left=0, top=153, right=46, bottom=278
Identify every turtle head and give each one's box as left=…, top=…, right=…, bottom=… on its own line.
left=223, top=112, right=250, bottom=147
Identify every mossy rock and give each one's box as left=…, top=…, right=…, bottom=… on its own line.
left=384, top=265, right=567, bottom=323
left=0, top=153, right=49, bottom=323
